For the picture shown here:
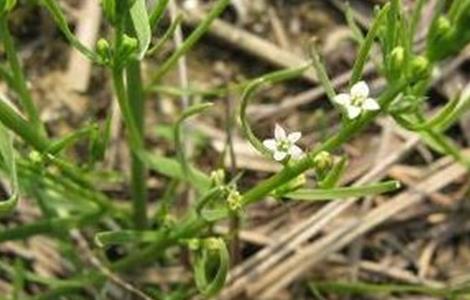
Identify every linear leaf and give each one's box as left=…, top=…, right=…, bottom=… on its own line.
left=285, top=181, right=401, bottom=201
left=130, top=0, right=151, bottom=58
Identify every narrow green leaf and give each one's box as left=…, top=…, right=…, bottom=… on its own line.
left=285, top=181, right=401, bottom=201
left=138, top=150, right=211, bottom=192
left=175, top=102, right=213, bottom=179
left=200, top=208, right=229, bottom=222
left=13, top=260, right=25, bottom=300
left=148, top=14, right=183, bottom=56
left=95, top=230, right=163, bottom=247
left=0, top=123, right=18, bottom=216
left=48, top=124, right=98, bottom=155
left=345, top=3, right=364, bottom=43
left=393, top=97, right=462, bottom=132
left=308, top=41, right=336, bottom=102
left=130, top=0, right=151, bottom=58
left=0, top=213, right=101, bottom=242
left=436, top=91, right=470, bottom=131
left=149, top=0, right=169, bottom=29
left=350, top=3, right=390, bottom=86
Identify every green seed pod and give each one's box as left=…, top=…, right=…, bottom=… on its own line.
left=96, top=38, right=112, bottom=66
left=0, top=0, right=16, bottom=14
left=426, top=16, right=455, bottom=62
left=313, top=151, right=334, bottom=178
left=115, top=34, right=138, bottom=68
left=28, top=150, right=43, bottom=165
left=409, top=56, right=431, bottom=81
left=435, top=16, right=452, bottom=38
left=187, top=238, right=201, bottom=251
left=388, top=46, right=405, bottom=80
left=226, top=189, right=242, bottom=212
left=210, top=169, right=225, bottom=187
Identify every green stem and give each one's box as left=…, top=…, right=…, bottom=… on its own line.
left=111, top=68, right=143, bottom=150
left=125, top=60, right=148, bottom=229
left=0, top=17, right=45, bottom=136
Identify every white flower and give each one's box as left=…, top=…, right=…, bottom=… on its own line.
left=263, top=124, right=303, bottom=161
left=333, top=81, right=380, bottom=119
left=183, top=0, right=200, bottom=10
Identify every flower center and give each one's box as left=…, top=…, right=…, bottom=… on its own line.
left=276, top=139, right=291, bottom=152
left=351, top=95, right=364, bottom=107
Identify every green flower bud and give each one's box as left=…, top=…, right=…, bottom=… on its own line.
left=205, top=237, right=222, bottom=251
left=388, top=46, right=405, bottom=79
left=96, top=38, right=112, bottom=66
left=226, top=189, right=242, bottom=212
left=210, top=169, right=225, bottom=187
left=187, top=238, right=201, bottom=251
left=0, top=0, right=16, bottom=14
left=313, top=151, right=334, bottom=178
left=435, top=16, right=451, bottom=38
left=115, top=34, right=138, bottom=68
left=28, top=150, right=43, bottom=164
left=409, top=56, right=431, bottom=81
left=427, top=16, right=455, bottom=62
left=121, top=34, right=138, bottom=52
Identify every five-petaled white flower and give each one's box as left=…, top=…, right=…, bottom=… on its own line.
left=263, top=124, right=303, bottom=161
left=334, top=81, right=380, bottom=119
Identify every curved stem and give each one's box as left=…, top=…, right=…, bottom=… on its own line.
left=239, top=65, right=310, bottom=157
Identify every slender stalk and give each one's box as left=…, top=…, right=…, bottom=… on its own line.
left=111, top=68, right=143, bottom=150
left=0, top=18, right=45, bottom=136
left=126, top=60, right=148, bottom=229
left=150, top=0, right=231, bottom=84
left=149, top=0, right=170, bottom=29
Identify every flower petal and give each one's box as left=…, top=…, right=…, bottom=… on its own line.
left=287, top=132, right=301, bottom=143
left=346, top=105, right=362, bottom=119
left=274, top=123, right=286, bottom=140
left=333, top=93, right=351, bottom=106
left=273, top=150, right=287, bottom=161
left=351, top=81, right=369, bottom=98
left=289, top=145, right=303, bottom=159
left=362, top=98, right=380, bottom=111
left=263, top=139, right=277, bottom=151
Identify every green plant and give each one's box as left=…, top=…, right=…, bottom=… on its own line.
left=0, top=0, right=469, bottom=299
